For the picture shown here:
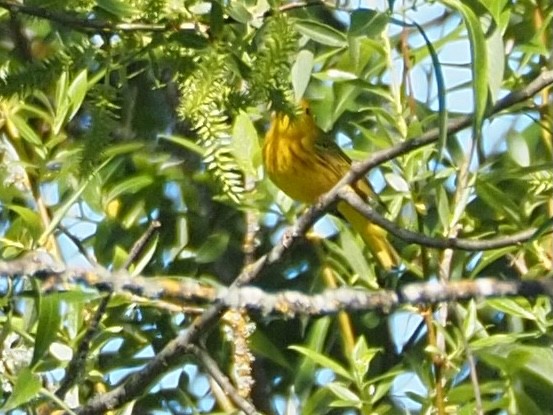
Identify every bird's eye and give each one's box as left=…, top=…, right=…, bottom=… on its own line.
left=304, top=107, right=311, bottom=115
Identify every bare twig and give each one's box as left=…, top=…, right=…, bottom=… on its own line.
left=58, top=225, right=97, bottom=266
left=338, top=188, right=546, bottom=251
left=188, top=344, right=258, bottom=415
left=120, top=220, right=161, bottom=270
left=452, top=306, right=483, bottom=415
left=55, top=291, right=111, bottom=399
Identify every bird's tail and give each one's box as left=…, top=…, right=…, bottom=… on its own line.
left=337, top=201, right=399, bottom=270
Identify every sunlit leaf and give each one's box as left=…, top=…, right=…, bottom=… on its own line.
left=31, top=295, right=61, bottom=366
left=105, top=175, right=155, bottom=203
left=442, top=0, right=489, bottom=134
left=231, top=112, right=261, bottom=176
left=294, top=19, right=347, bottom=47
left=291, top=345, right=353, bottom=381
left=487, top=298, right=537, bottom=321
left=96, top=0, right=135, bottom=18
left=227, top=2, right=252, bottom=24
left=67, top=69, right=88, bottom=122
left=507, top=133, right=530, bottom=167
left=292, top=49, right=314, bottom=100
left=1, top=368, right=41, bottom=411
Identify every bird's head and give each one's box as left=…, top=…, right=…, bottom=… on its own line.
left=270, top=99, right=318, bottom=137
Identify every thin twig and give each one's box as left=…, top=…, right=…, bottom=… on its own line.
left=55, top=291, right=112, bottom=399
left=452, top=306, right=483, bottom=415
left=120, top=220, right=161, bottom=270
left=338, top=188, right=544, bottom=251
left=58, top=225, right=97, bottom=266
left=188, top=344, right=258, bottom=415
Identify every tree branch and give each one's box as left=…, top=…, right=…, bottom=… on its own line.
left=220, top=279, right=553, bottom=316
left=338, top=188, right=546, bottom=251
left=2, top=253, right=551, bottom=316
left=311, top=70, right=553, bottom=222
left=0, top=0, right=205, bottom=33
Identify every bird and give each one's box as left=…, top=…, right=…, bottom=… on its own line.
left=262, top=99, right=399, bottom=270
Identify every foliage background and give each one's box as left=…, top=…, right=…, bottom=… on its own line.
left=0, top=0, right=552, bottom=414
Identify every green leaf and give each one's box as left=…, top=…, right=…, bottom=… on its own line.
left=2, top=368, right=41, bottom=411
left=480, top=0, right=511, bottom=30
left=462, top=300, right=478, bottom=339
left=231, top=112, right=261, bottom=176
left=131, top=234, right=159, bottom=277
left=95, top=0, right=135, bottom=18
left=331, top=218, right=378, bottom=289
left=332, top=82, right=358, bottom=124
left=327, top=382, right=361, bottom=407
left=196, top=231, right=230, bottom=263
left=250, top=329, right=293, bottom=371
left=471, top=333, right=519, bottom=349
left=169, top=31, right=209, bottom=49
left=507, top=133, right=530, bottom=167
left=10, top=113, right=43, bottom=146
left=385, top=173, right=409, bottom=193
left=349, top=9, right=388, bottom=38
left=351, top=337, right=380, bottom=381
left=293, top=19, right=347, bottom=47
left=54, top=290, right=101, bottom=303
left=159, top=134, right=205, bottom=156
left=290, top=345, right=353, bottom=381
left=510, top=346, right=553, bottom=387
left=227, top=2, right=252, bottom=24
left=105, top=175, right=155, bottom=203
left=294, top=317, right=332, bottom=394
left=486, top=22, right=505, bottom=103
left=31, top=295, right=61, bottom=366
left=476, top=180, right=521, bottom=222
left=469, top=246, right=517, bottom=277
left=103, top=142, right=146, bottom=158
left=436, top=185, right=450, bottom=232
left=67, top=69, right=88, bottom=122
left=292, top=49, right=314, bottom=100
left=303, top=387, right=337, bottom=415
left=443, top=0, right=488, bottom=134
left=53, top=71, right=69, bottom=134
left=312, top=69, right=357, bottom=82
left=487, top=298, right=537, bottom=321
left=39, top=157, right=112, bottom=246
left=5, top=204, right=43, bottom=239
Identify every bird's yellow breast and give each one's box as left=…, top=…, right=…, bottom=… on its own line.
left=263, top=109, right=342, bottom=203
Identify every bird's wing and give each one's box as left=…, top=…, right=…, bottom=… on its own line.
left=313, top=132, right=378, bottom=201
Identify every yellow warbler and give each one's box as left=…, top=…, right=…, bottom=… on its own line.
left=263, top=100, right=399, bottom=270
